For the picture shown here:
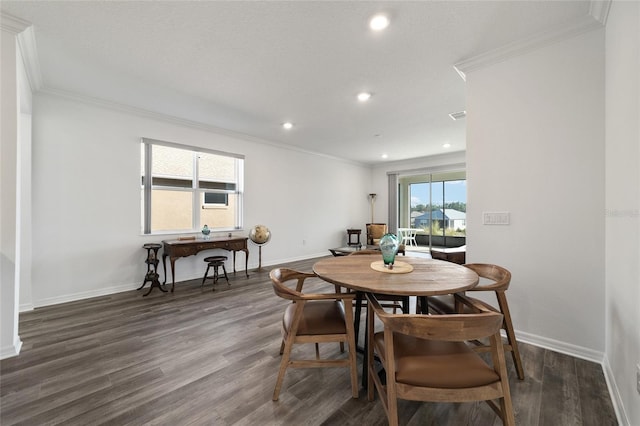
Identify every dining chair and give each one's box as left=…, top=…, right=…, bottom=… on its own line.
left=367, top=293, right=515, bottom=426
left=398, top=228, right=418, bottom=247
left=268, top=268, right=359, bottom=401
left=366, top=223, right=388, bottom=245
left=427, top=263, right=524, bottom=380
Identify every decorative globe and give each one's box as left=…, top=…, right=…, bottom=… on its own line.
left=249, top=224, right=271, bottom=245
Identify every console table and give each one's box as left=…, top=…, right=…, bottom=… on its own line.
left=162, top=236, right=249, bottom=292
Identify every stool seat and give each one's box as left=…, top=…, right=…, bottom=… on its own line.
left=204, top=255, right=228, bottom=263
left=202, top=256, right=230, bottom=290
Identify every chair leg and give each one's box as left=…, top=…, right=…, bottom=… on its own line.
left=221, top=264, right=230, bottom=285
left=418, top=296, right=428, bottom=314
left=492, top=333, right=516, bottom=426
left=500, top=395, right=516, bottom=426
left=201, top=265, right=211, bottom=287
left=354, top=292, right=363, bottom=346
left=213, top=265, right=219, bottom=284
left=273, top=334, right=295, bottom=401
left=498, top=292, right=524, bottom=380
left=366, top=299, right=375, bottom=402
left=401, top=296, right=410, bottom=314
left=343, top=299, right=359, bottom=399
left=384, top=334, right=399, bottom=426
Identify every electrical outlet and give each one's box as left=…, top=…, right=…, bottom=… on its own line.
left=636, top=364, right=640, bottom=395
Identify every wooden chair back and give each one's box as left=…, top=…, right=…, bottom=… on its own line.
left=368, top=293, right=503, bottom=341
left=269, top=267, right=312, bottom=299
left=465, top=263, right=511, bottom=292
left=366, top=223, right=387, bottom=244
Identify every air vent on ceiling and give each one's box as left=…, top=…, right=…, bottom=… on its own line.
left=448, top=111, right=466, bottom=121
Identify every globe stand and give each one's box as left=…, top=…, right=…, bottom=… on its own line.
left=257, top=244, right=265, bottom=271
left=248, top=224, right=271, bottom=272
left=252, top=242, right=270, bottom=271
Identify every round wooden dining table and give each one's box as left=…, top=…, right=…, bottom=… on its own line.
left=313, top=253, right=480, bottom=389
left=313, top=254, right=479, bottom=296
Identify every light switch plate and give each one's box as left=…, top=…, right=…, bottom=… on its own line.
left=483, top=211, right=510, bottom=225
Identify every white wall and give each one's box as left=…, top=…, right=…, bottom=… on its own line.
left=0, top=24, right=24, bottom=358
left=605, top=1, right=640, bottom=424
left=28, top=92, right=371, bottom=307
left=18, top=112, right=33, bottom=312
left=465, top=28, right=606, bottom=359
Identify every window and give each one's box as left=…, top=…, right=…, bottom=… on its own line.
left=141, top=138, right=244, bottom=234
left=203, top=192, right=228, bottom=207
left=398, top=171, right=466, bottom=248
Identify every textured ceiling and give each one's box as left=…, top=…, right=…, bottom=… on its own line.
left=2, top=1, right=594, bottom=164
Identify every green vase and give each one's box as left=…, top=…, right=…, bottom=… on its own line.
left=379, top=233, right=399, bottom=269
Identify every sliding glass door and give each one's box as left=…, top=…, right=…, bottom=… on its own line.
left=398, top=171, right=466, bottom=249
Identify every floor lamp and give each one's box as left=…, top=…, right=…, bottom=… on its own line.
left=368, top=193, right=377, bottom=223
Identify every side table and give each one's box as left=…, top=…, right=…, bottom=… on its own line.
left=347, top=229, right=362, bottom=247
left=138, top=243, right=166, bottom=296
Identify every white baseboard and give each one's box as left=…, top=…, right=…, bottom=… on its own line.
left=515, top=329, right=604, bottom=364
left=602, top=354, right=630, bottom=426
left=27, top=253, right=329, bottom=309
left=0, top=337, right=22, bottom=360
left=515, top=330, right=627, bottom=425
left=260, top=252, right=329, bottom=268
left=19, top=303, right=34, bottom=313
left=32, top=282, right=141, bottom=308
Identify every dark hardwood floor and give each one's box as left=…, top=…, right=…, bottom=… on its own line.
left=1, top=257, right=617, bottom=425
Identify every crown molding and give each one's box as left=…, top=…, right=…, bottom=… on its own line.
left=589, top=0, right=612, bottom=26
left=379, top=151, right=466, bottom=175
left=0, top=13, right=30, bottom=34
left=38, top=87, right=366, bottom=167
left=454, top=12, right=605, bottom=81
left=1, top=13, right=43, bottom=91
left=17, top=26, right=43, bottom=91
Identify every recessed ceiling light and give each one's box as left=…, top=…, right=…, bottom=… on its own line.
left=443, top=143, right=451, bottom=148
left=357, top=92, right=372, bottom=102
left=369, top=14, right=390, bottom=31
left=381, top=153, right=388, bottom=159
left=282, top=122, right=293, bottom=130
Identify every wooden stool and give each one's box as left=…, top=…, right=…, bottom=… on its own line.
left=202, top=255, right=230, bottom=290
left=347, top=229, right=361, bottom=247
left=138, top=243, right=166, bottom=296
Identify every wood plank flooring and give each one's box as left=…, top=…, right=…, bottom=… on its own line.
left=1, top=257, right=617, bottom=425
